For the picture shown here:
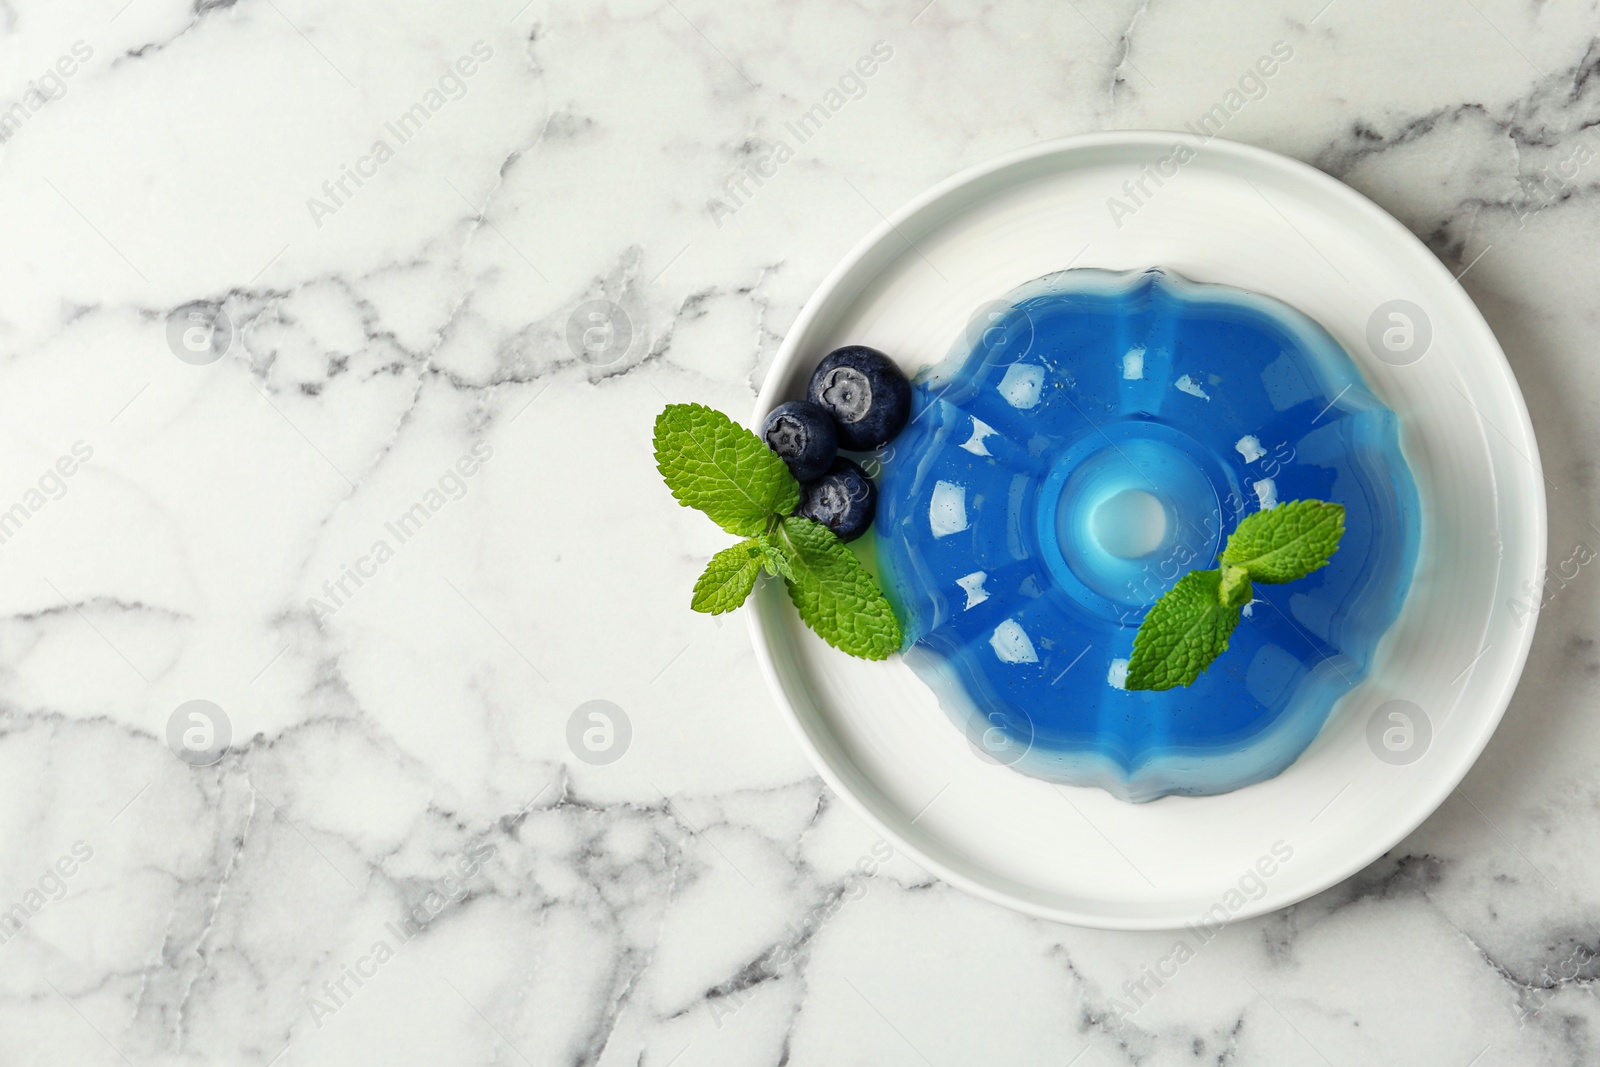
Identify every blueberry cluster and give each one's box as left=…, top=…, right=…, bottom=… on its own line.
left=762, top=345, right=911, bottom=542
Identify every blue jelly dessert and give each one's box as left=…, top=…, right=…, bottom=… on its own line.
left=874, top=268, right=1420, bottom=802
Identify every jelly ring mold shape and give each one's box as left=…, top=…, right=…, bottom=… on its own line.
left=874, top=267, right=1421, bottom=802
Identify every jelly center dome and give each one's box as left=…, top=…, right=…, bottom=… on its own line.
left=874, top=267, right=1420, bottom=803
left=1038, top=422, right=1226, bottom=613
left=1088, top=489, right=1166, bottom=560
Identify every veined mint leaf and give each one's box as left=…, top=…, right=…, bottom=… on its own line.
left=654, top=403, right=800, bottom=536
left=1221, top=499, right=1345, bottom=584
left=775, top=516, right=902, bottom=660
left=1126, top=569, right=1242, bottom=691
left=691, top=539, right=766, bottom=614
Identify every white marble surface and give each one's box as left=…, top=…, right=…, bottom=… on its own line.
left=0, top=0, right=1596, bottom=1063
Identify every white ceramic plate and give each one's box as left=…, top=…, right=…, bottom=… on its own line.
left=750, top=132, right=1545, bottom=929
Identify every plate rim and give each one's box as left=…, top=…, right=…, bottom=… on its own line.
left=747, top=130, right=1547, bottom=929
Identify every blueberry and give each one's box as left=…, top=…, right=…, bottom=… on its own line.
left=806, top=346, right=911, bottom=451
left=796, top=458, right=877, bottom=542
left=762, top=400, right=838, bottom=483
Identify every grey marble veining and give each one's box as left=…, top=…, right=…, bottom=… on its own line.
left=0, top=0, right=1595, bottom=1064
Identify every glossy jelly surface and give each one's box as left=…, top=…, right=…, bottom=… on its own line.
left=874, top=268, right=1420, bottom=802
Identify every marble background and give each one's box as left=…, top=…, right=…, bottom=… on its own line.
left=0, top=0, right=1596, bottom=1063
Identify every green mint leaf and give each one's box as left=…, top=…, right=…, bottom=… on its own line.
left=1219, top=564, right=1253, bottom=609
left=775, top=516, right=902, bottom=660
left=1221, top=499, right=1345, bottom=584
left=691, top=539, right=766, bottom=614
left=1125, top=569, right=1243, bottom=691
left=654, top=403, right=800, bottom=537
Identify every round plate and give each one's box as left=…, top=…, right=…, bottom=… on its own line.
left=750, top=132, right=1545, bottom=929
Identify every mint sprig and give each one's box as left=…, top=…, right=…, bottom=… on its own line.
left=655, top=404, right=902, bottom=660
left=1126, top=499, right=1345, bottom=691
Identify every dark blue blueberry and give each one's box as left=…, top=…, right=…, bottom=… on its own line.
left=796, top=458, right=877, bottom=542
left=806, top=346, right=911, bottom=451
left=762, top=400, right=838, bottom=483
